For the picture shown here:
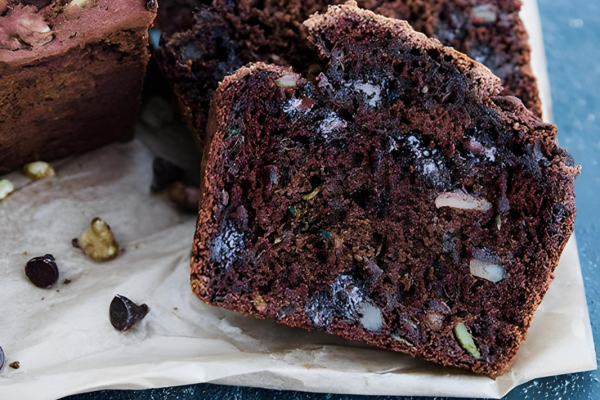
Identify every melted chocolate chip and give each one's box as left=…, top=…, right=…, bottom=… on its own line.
left=109, top=295, right=149, bottom=331
left=146, top=0, right=157, bottom=11
left=25, top=255, right=59, bottom=288
left=20, top=0, right=52, bottom=9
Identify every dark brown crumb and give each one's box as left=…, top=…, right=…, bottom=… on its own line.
left=191, top=4, right=577, bottom=378
left=9, top=361, right=20, bottom=369
left=155, top=0, right=541, bottom=146
left=63, top=279, right=72, bottom=285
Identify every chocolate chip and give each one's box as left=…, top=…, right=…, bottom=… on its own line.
left=0, top=346, right=5, bottom=372
left=151, top=157, right=184, bottom=192
left=20, top=0, right=52, bottom=9
left=109, top=295, right=149, bottom=332
left=25, top=255, right=59, bottom=288
left=305, top=291, right=333, bottom=330
left=72, top=238, right=80, bottom=248
left=145, top=0, right=156, bottom=11
left=63, top=279, right=72, bottom=285
left=9, top=361, right=19, bottom=369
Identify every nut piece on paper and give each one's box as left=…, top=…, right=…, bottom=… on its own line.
left=0, top=179, right=14, bottom=201
left=22, top=161, right=54, bottom=180
left=76, top=218, right=119, bottom=261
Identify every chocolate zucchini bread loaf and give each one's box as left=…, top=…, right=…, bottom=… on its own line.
left=0, top=0, right=156, bottom=173
left=155, top=0, right=541, bottom=146
left=191, top=3, right=578, bottom=377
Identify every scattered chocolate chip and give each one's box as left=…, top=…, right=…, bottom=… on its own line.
left=145, top=0, right=156, bottom=10
left=151, top=157, right=184, bottom=192
left=0, top=346, right=4, bottom=372
left=25, top=255, right=59, bottom=288
left=109, top=295, right=149, bottom=332
left=167, top=181, right=200, bottom=213
left=9, top=361, right=19, bottom=370
left=63, top=279, right=72, bottom=285
left=72, top=238, right=80, bottom=248
left=173, top=307, right=178, bottom=311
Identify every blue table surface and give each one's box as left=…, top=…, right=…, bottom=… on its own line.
left=64, top=0, right=600, bottom=398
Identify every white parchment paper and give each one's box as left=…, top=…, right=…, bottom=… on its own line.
left=0, top=0, right=596, bottom=398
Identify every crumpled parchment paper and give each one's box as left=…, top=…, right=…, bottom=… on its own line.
left=0, top=0, right=595, bottom=398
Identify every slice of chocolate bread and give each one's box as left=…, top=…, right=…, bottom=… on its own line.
left=0, top=0, right=156, bottom=173
left=191, top=3, right=578, bottom=377
left=154, top=0, right=541, bottom=147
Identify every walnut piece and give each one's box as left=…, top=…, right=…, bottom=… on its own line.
left=435, top=190, right=492, bottom=212
left=23, top=161, right=54, bottom=180
left=358, top=302, right=383, bottom=332
left=0, top=179, right=14, bottom=201
left=275, top=75, right=298, bottom=88
left=424, top=312, right=444, bottom=332
left=77, top=218, right=119, bottom=261
left=471, top=4, right=498, bottom=24
left=470, top=258, right=505, bottom=283
left=0, top=5, right=53, bottom=50
left=68, top=0, right=90, bottom=8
